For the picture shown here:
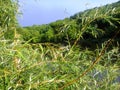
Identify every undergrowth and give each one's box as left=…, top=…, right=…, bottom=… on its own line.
left=0, top=38, right=120, bottom=90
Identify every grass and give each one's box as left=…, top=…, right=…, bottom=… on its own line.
left=0, top=1, right=120, bottom=89
left=0, top=36, right=120, bottom=90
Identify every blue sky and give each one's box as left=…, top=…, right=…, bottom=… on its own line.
left=18, top=0, right=119, bottom=26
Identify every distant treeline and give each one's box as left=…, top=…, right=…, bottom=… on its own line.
left=5, top=1, right=120, bottom=48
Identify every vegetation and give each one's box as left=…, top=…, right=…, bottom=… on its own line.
left=0, top=0, right=120, bottom=90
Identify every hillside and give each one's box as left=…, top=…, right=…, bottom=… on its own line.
left=11, top=1, right=120, bottom=49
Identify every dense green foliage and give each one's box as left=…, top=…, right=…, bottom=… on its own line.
left=0, top=0, right=18, bottom=39
left=16, top=1, right=120, bottom=48
left=0, top=0, right=120, bottom=90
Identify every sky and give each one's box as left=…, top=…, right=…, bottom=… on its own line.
left=18, top=0, right=119, bottom=27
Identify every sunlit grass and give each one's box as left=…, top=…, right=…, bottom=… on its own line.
left=0, top=39, right=119, bottom=90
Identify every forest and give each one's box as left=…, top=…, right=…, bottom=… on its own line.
left=0, top=0, right=120, bottom=90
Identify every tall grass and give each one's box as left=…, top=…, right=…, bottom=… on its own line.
left=0, top=38, right=120, bottom=90
left=0, top=0, right=120, bottom=90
